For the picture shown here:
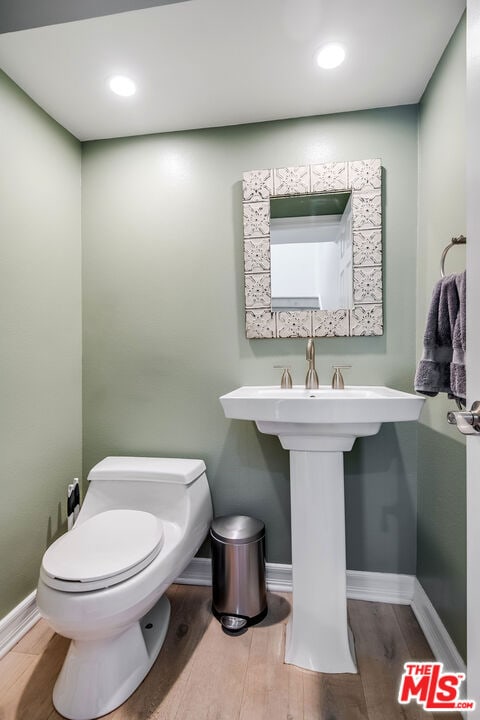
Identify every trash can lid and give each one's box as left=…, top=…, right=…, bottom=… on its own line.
left=210, top=515, right=265, bottom=544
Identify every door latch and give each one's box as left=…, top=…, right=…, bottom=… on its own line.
left=447, top=401, right=480, bottom=435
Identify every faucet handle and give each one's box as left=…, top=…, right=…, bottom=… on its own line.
left=274, top=365, right=293, bottom=389
left=331, top=365, right=351, bottom=389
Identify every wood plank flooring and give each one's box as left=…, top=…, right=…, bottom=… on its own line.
left=0, top=585, right=462, bottom=720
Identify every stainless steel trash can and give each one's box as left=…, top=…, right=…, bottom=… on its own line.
left=210, top=515, right=267, bottom=633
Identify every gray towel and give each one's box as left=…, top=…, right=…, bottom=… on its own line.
left=414, top=275, right=459, bottom=396
left=450, top=271, right=466, bottom=402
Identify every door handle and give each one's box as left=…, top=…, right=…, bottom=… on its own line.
left=447, top=401, right=480, bottom=435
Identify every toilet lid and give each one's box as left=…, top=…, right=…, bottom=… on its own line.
left=42, top=510, right=164, bottom=589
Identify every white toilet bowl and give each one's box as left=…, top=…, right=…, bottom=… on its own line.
left=37, top=456, right=213, bottom=720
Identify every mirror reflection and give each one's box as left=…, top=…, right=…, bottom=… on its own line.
left=270, top=192, right=353, bottom=312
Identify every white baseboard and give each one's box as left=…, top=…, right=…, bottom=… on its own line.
left=176, top=558, right=415, bottom=604
left=0, top=591, right=40, bottom=660
left=177, top=557, right=212, bottom=586
left=265, top=562, right=293, bottom=592
left=411, top=578, right=466, bottom=675
left=176, top=558, right=294, bottom=590
left=346, top=569, right=415, bottom=605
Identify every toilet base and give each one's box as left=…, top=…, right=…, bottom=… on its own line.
left=53, top=595, right=171, bottom=720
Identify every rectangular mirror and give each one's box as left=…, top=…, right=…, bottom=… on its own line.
left=242, top=159, right=383, bottom=338
left=270, top=192, right=353, bottom=312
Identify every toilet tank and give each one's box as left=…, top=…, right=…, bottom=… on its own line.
left=78, top=456, right=212, bottom=530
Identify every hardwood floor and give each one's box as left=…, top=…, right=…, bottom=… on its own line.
left=0, top=585, right=461, bottom=720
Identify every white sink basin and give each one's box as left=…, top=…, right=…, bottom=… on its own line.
left=219, top=384, right=424, bottom=674
left=220, top=385, right=424, bottom=451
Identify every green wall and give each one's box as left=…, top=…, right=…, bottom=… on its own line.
left=0, top=71, right=82, bottom=617
left=82, top=106, right=419, bottom=571
left=417, top=15, right=466, bottom=660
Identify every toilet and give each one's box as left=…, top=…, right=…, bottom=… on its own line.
left=36, top=456, right=213, bottom=720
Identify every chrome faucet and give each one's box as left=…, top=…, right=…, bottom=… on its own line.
left=305, top=338, right=319, bottom=389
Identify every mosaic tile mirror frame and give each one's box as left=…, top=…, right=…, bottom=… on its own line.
left=242, top=158, right=383, bottom=339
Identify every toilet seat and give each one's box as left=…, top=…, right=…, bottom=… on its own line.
left=41, top=509, right=164, bottom=592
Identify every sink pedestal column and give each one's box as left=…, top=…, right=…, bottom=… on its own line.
left=285, top=449, right=357, bottom=674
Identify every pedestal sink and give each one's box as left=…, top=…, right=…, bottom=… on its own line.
left=219, top=385, right=424, bottom=674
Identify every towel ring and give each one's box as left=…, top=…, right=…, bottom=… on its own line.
left=440, top=235, right=466, bottom=278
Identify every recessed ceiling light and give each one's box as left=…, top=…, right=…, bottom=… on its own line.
left=316, top=43, right=346, bottom=70
left=109, top=75, right=136, bottom=97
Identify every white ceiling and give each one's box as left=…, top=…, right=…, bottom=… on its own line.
left=0, top=0, right=465, bottom=141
